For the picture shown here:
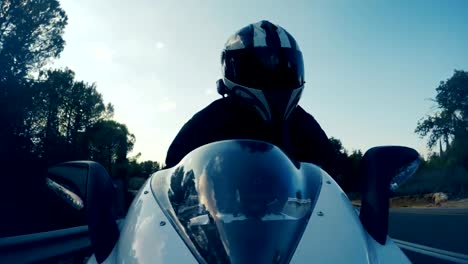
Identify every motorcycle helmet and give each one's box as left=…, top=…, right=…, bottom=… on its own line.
left=218, top=20, right=305, bottom=121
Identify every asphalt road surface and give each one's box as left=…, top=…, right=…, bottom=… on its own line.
left=388, top=208, right=468, bottom=263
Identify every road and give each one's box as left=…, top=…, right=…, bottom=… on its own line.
left=388, top=208, right=468, bottom=263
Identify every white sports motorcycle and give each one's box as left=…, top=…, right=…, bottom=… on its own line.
left=47, top=139, right=420, bottom=264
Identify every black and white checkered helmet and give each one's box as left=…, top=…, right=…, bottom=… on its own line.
left=219, top=20, right=304, bottom=121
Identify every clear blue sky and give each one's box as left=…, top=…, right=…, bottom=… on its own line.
left=54, top=0, right=468, bottom=163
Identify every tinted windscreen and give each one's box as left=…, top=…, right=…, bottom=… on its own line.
left=152, top=140, right=323, bottom=264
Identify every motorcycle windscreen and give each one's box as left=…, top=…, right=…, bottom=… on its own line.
left=152, top=140, right=323, bottom=264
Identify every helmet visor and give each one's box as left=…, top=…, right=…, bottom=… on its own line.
left=223, top=47, right=304, bottom=91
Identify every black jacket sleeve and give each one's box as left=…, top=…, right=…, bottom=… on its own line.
left=289, top=106, right=337, bottom=177
left=165, top=99, right=233, bottom=168
left=165, top=106, right=215, bottom=168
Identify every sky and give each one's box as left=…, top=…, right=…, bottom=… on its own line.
left=53, top=0, right=468, bottom=163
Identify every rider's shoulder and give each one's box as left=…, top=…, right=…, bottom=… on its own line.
left=291, top=105, right=315, bottom=120
left=290, top=105, right=324, bottom=130
left=189, top=97, right=234, bottom=121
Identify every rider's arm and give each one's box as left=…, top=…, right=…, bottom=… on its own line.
left=165, top=99, right=227, bottom=168
left=290, top=106, right=337, bottom=177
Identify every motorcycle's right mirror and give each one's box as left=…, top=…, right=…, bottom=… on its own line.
left=359, top=146, right=421, bottom=245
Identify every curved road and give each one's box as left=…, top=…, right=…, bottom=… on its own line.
left=388, top=208, right=468, bottom=263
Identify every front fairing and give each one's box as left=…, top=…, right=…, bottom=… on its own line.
left=152, top=140, right=322, bottom=264
left=101, top=140, right=409, bottom=264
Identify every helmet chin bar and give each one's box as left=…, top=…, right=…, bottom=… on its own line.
left=283, top=86, right=304, bottom=119
left=235, top=87, right=272, bottom=121
left=223, top=78, right=303, bottom=122
left=224, top=78, right=271, bottom=120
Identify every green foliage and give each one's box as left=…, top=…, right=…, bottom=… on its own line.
left=1, top=0, right=69, bottom=167
left=16, top=68, right=109, bottom=164
left=84, top=120, right=135, bottom=177
left=406, top=70, right=468, bottom=198
left=328, top=137, right=363, bottom=193
left=139, top=160, right=161, bottom=175
left=0, top=0, right=161, bottom=184
left=128, top=154, right=161, bottom=182
left=424, top=134, right=468, bottom=169
left=415, top=70, right=468, bottom=149
left=417, top=69, right=468, bottom=174
left=329, top=137, right=347, bottom=156
left=0, top=0, right=67, bottom=82
left=396, top=166, right=468, bottom=197
left=0, top=0, right=167, bottom=235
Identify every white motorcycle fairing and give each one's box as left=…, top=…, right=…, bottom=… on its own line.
left=89, top=140, right=410, bottom=264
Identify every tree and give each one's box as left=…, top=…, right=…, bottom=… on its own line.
left=328, top=137, right=363, bottom=193
left=329, top=137, right=347, bottom=156
left=36, top=69, right=75, bottom=160
left=0, top=0, right=68, bottom=237
left=346, top=150, right=363, bottom=193
left=83, top=120, right=136, bottom=212
left=329, top=137, right=348, bottom=178
left=127, top=157, right=161, bottom=182
left=85, top=120, right=136, bottom=177
left=102, top=103, right=115, bottom=120
left=139, top=160, right=161, bottom=177
left=0, top=0, right=68, bottom=170
left=415, top=70, right=468, bottom=149
left=21, top=68, right=107, bottom=163
left=0, top=0, right=67, bottom=83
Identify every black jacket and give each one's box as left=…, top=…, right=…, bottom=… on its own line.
left=165, top=97, right=336, bottom=176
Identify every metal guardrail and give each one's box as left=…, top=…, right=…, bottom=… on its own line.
left=0, top=220, right=125, bottom=263
left=393, top=238, right=468, bottom=264
left=0, top=225, right=92, bottom=263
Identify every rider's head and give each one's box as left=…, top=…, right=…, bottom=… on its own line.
left=218, top=20, right=305, bottom=122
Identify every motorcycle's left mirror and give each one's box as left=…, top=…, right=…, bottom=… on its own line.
left=47, top=163, right=88, bottom=211
left=46, top=161, right=120, bottom=264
